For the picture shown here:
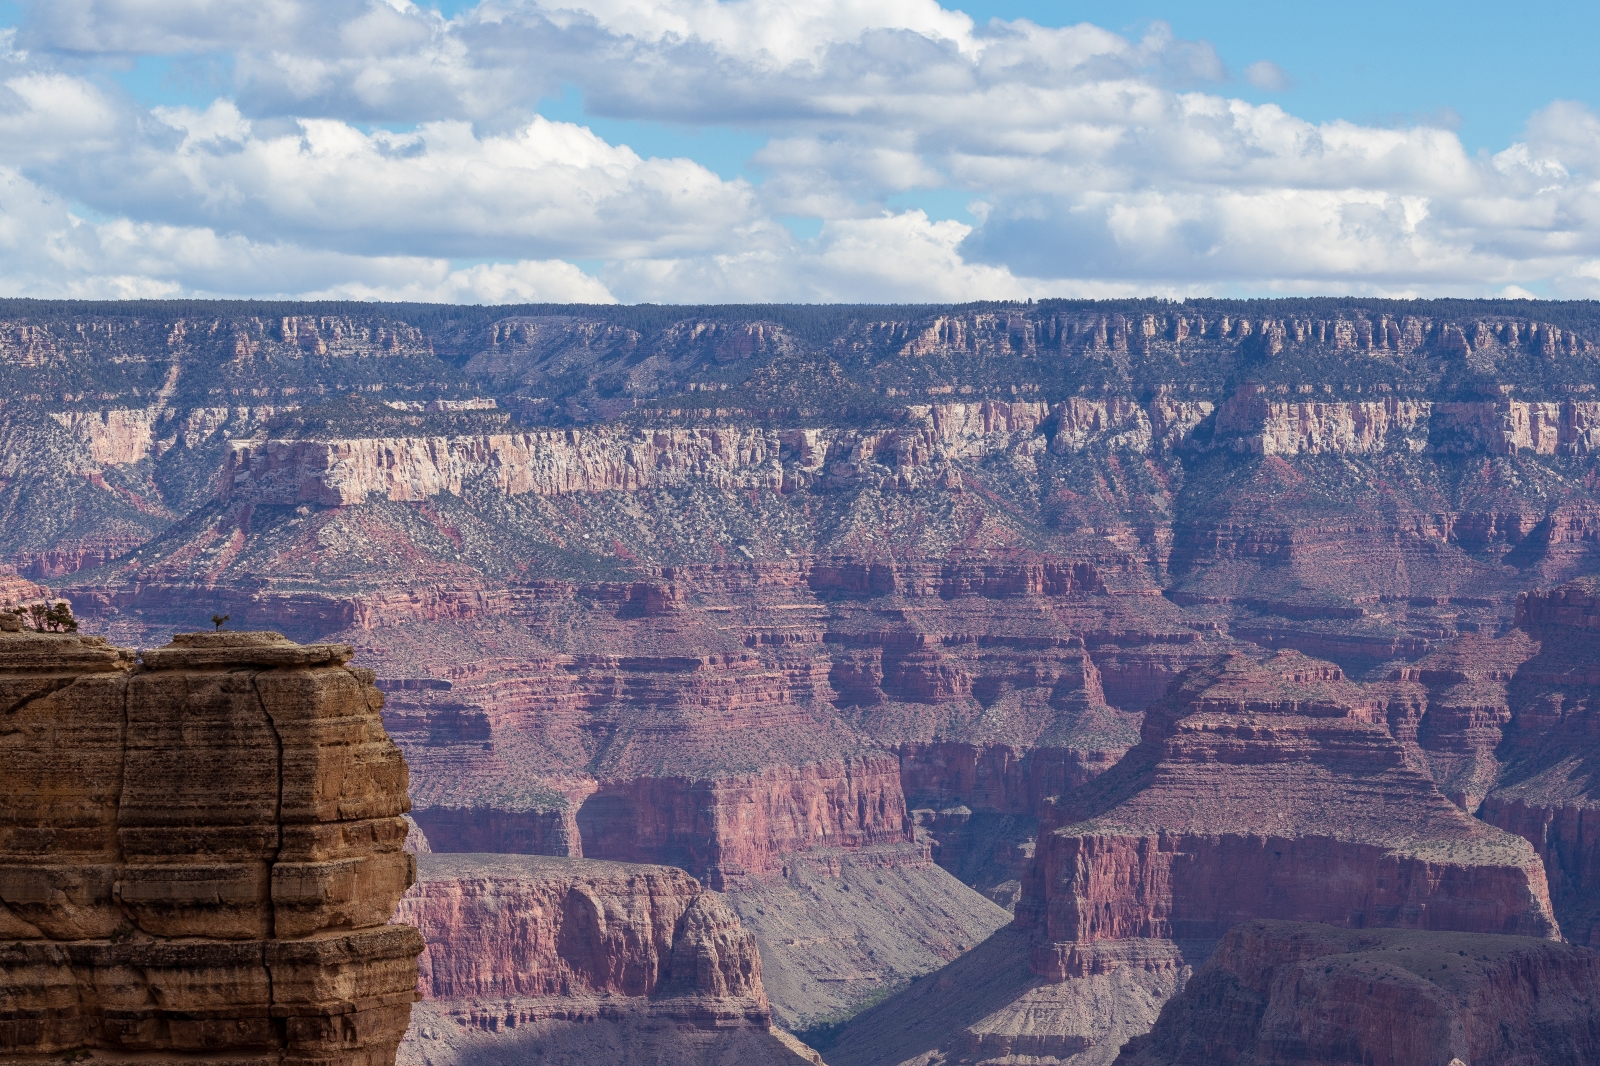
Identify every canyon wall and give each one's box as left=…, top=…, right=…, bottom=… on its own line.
left=1117, top=920, right=1600, bottom=1066
left=1478, top=576, right=1600, bottom=945
left=821, top=646, right=1581, bottom=1066
left=1016, top=648, right=1556, bottom=1066
left=0, top=626, right=423, bottom=1065
left=208, top=393, right=1600, bottom=508
left=396, top=854, right=766, bottom=1016
left=393, top=853, right=821, bottom=1065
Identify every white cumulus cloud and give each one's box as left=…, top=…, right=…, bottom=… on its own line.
left=0, top=0, right=1597, bottom=301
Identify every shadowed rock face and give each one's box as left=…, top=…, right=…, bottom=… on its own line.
left=0, top=629, right=422, bottom=1066
left=1117, top=920, right=1600, bottom=1066
left=1477, top=577, right=1600, bottom=948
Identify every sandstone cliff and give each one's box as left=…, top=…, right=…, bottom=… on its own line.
left=1116, top=920, right=1600, bottom=1066
left=209, top=391, right=1600, bottom=509
left=0, top=627, right=423, bottom=1065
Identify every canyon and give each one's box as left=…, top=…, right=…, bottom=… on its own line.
left=9, top=297, right=1600, bottom=1062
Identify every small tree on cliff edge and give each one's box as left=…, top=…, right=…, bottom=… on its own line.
left=14, top=601, right=79, bottom=633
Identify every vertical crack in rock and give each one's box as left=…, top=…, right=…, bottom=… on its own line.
left=251, top=671, right=286, bottom=936
left=251, top=670, right=286, bottom=1033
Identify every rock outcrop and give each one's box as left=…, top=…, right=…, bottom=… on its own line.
left=396, top=854, right=766, bottom=1017
left=0, top=566, right=52, bottom=610
left=1117, top=920, right=1600, bottom=1066
left=1006, top=651, right=1557, bottom=1061
left=1023, top=652, right=1556, bottom=974
left=0, top=628, right=423, bottom=1065
left=393, top=853, right=819, bottom=1065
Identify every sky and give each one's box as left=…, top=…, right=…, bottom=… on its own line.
left=0, top=0, right=1597, bottom=304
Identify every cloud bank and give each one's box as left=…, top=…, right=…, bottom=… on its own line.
left=1, top=0, right=1597, bottom=302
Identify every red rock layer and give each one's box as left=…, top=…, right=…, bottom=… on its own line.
left=393, top=853, right=769, bottom=1028
left=1117, top=920, right=1600, bottom=1066
left=898, top=741, right=1122, bottom=815
left=0, top=567, right=51, bottom=609
left=360, top=556, right=1192, bottom=890
left=574, top=755, right=911, bottom=890
left=1379, top=632, right=1536, bottom=810
left=1021, top=651, right=1557, bottom=982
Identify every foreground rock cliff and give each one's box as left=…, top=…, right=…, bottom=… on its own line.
left=393, top=852, right=822, bottom=1066
left=1117, top=920, right=1600, bottom=1066
left=0, top=625, right=423, bottom=1065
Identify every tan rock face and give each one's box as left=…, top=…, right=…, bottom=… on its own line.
left=1217, top=387, right=1430, bottom=456
left=205, top=389, right=1600, bottom=519
left=0, top=629, right=422, bottom=1065
left=49, top=408, right=160, bottom=466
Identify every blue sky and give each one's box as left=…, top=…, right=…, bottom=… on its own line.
left=0, top=0, right=1596, bottom=302
left=67, top=3, right=1600, bottom=175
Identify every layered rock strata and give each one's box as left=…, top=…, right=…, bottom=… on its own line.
left=1021, top=650, right=1556, bottom=988
left=0, top=628, right=423, bottom=1065
left=16, top=298, right=1600, bottom=1056
left=1117, top=920, right=1600, bottom=1066
left=375, top=555, right=1179, bottom=896
left=214, top=392, right=1600, bottom=509
left=1379, top=631, right=1537, bottom=812
left=393, top=853, right=819, bottom=1065
left=966, top=654, right=1563, bottom=1064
